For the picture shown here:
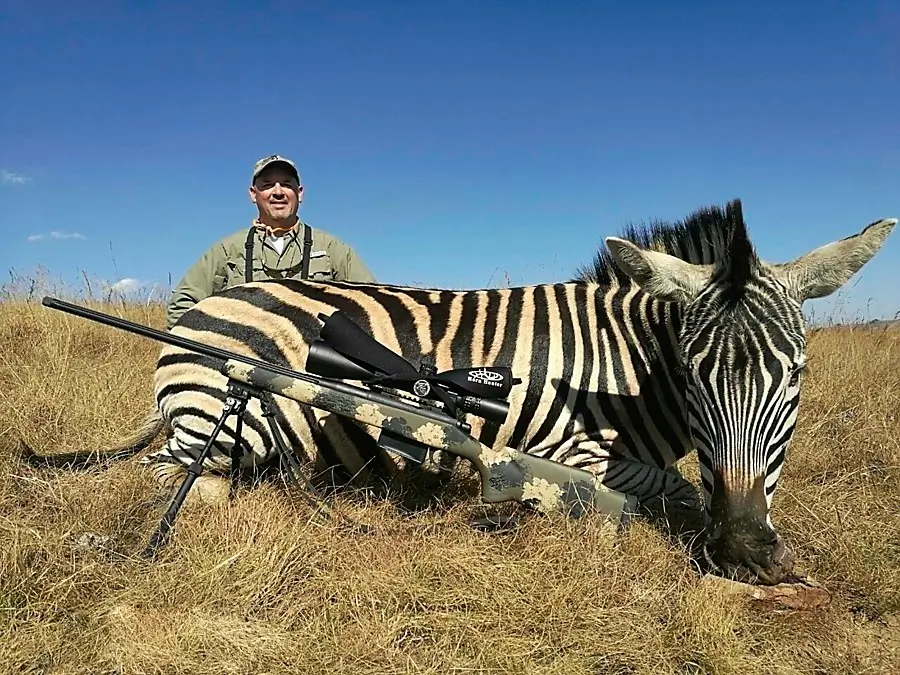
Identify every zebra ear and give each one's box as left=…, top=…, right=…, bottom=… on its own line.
left=605, top=237, right=714, bottom=303
left=770, top=218, right=897, bottom=301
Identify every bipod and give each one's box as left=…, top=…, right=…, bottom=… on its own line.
left=140, top=381, right=252, bottom=560
left=139, top=380, right=370, bottom=561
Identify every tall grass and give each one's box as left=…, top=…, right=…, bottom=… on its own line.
left=0, top=272, right=897, bottom=674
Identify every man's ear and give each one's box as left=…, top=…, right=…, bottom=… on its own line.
left=248, top=186, right=258, bottom=205
left=605, top=237, right=714, bottom=304
left=769, top=218, right=897, bottom=301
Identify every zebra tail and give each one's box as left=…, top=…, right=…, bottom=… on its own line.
left=17, top=409, right=167, bottom=470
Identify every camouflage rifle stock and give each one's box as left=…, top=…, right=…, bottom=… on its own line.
left=220, top=359, right=637, bottom=526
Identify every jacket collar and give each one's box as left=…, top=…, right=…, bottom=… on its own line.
left=252, top=218, right=304, bottom=243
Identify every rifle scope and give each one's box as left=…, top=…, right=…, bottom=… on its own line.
left=306, top=339, right=513, bottom=426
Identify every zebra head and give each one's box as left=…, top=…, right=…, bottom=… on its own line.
left=605, top=200, right=896, bottom=583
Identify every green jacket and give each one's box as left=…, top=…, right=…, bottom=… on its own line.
left=166, top=221, right=376, bottom=329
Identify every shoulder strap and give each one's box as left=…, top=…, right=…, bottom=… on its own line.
left=244, top=226, right=255, bottom=283
left=246, top=222, right=311, bottom=283
left=300, top=223, right=313, bottom=280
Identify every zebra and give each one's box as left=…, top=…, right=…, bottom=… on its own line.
left=23, top=198, right=896, bottom=584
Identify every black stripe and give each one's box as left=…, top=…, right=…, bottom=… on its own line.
left=156, top=382, right=222, bottom=408
left=765, top=449, right=785, bottom=490
left=201, top=405, right=270, bottom=455
left=173, top=407, right=242, bottom=458
left=624, top=300, right=686, bottom=465
left=570, top=284, right=595, bottom=437
left=689, top=411, right=714, bottom=452
left=481, top=290, right=500, bottom=364
left=157, top=364, right=298, bottom=462
left=608, top=391, right=668, bottom=468
left=644, top=302, right=692, bottom=460
left=357, top=287, right=423, bottom=364
left=611, top=284, right=649, bottom=396
left=612, top=464, right=655, bottom=495
left=157, top=351, right=220, bottom=372
left=510, top=287, right=550, bottom=449
left=477, top=287, right=525, bottom=449
left=383, top=287, right=457, bottom=355
left=766, top=409, right=797, bottom=457
left=755, top=391, right=784, bottom=457
left=261, top=395, right=320, bottom=469
left=179, top=427, right=232, bottom=460
left=173, top=406, right=239, bottom=443
left=530, top=284, right=576, bottom=448
left=177, top=303, right=294, bottom=367
left=427, top=295, right=455, bottom=354
left=450, top=292, right=480, bottom=368
left=603, top=462, right=630, bottom=484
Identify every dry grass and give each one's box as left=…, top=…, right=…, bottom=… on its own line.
left=1, top=293, right=898, bottom=674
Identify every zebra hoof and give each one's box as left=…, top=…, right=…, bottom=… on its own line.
left=185, top=475, right=232, bottom=508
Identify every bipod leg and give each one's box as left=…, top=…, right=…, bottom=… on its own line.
left=139, top=383, right=251, bottom=560
left=230, top=406, right=246, bottom=499
left=258, top=392, right=371, bottom=534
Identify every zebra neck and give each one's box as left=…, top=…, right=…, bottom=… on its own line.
left=586, top=284, right=692, bottom=467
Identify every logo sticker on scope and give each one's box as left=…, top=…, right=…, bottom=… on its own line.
left=467, top=369, right=505, bottom=388
left=413, top=379, right=432, bottom=397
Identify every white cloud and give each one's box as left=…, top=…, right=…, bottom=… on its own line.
left=110, top=278, right=141, bottom=293
left=1, top=169, right=30, bottom=186
left=105, top=277, right=165, bottom=302
left=26, top=230, right=87, bottom=242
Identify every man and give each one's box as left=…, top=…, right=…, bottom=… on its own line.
left=166, top=154, right=376, bottom=329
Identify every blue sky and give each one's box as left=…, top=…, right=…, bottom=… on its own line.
left=2, top=0, right=898, bottom=322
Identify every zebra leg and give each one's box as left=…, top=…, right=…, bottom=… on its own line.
left=532, top=435, right=704, bottom=520
left=140, top=446, right=233, bottom=508
left=632, top=464, right=709, bottom=542
left=584, top=454, right=708, bottom=541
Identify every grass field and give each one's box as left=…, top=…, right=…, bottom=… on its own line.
left=1, top=289, right=898, bottom=674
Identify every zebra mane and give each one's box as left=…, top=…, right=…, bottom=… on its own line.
left=574, top=198, right=759, bottom=294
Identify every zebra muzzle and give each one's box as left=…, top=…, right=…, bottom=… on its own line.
left=703, top=516, right=795, bottom=585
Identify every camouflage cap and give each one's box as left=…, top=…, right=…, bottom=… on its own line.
left=251, top=155, right=301, bottom=185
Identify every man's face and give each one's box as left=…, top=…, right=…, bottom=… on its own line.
left=249, top=165, right=302, bottom=223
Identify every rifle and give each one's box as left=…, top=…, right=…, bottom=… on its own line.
left=37, top=296, right=638, bottom=558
